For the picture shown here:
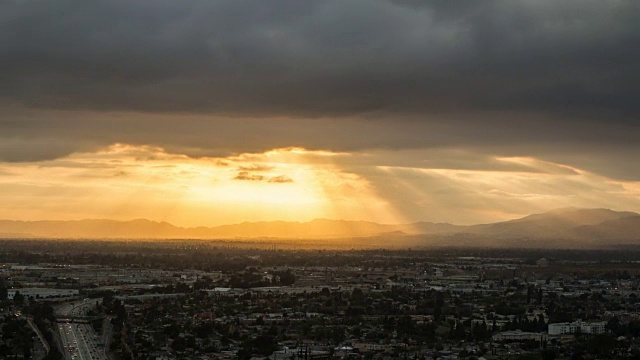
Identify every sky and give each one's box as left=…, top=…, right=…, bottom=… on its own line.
left=1, top=0, right=639, bottom=227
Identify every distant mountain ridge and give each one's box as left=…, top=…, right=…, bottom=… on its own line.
left=464, top=207, right=638, bottom=238
left=0, top=208, right=639, bottom=247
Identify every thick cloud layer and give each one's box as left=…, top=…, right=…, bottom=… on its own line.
left=1, top=0, right=639, bottom=179
left=3, top=0, right=638, bottom=115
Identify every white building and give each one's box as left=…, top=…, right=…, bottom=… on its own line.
left=548, top=321, right=606, bottom=336
left=7, top=288, right=79, bottom=300
left=493, top=330, right=547, bottom=342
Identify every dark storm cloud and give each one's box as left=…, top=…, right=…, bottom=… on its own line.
left=2, top=0, right=638, bottom=116
left=1, top=0, right=639, bottom=180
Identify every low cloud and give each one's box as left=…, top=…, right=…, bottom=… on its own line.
left=234, top=171, right=264, bottom=181
left=268, top=175, right=294, bottom=184
left=233, top=171, right=293, bottom=184
left=112, top=170, right=128, bottom=177
left=238, top=164, right=274, bottom=172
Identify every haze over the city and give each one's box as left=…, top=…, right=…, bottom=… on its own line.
left=1, top=1, right=639, bottom=233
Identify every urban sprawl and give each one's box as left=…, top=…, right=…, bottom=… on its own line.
left=1, top=240, right=640, bottom=359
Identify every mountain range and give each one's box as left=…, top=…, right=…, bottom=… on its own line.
left=0, top=208, right=638, bottom=248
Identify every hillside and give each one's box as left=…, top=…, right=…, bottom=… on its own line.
left=465, top=208, right=637, bottom=238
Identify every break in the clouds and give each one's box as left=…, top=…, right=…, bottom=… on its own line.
left=0, top=0, right=639, bottom=224
left=0, top=145, right=638, bottom=226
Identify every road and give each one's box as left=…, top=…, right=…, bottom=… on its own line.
left=27, top=317, right=50, bottom=360
left=56, top=299, right=109, bottom=360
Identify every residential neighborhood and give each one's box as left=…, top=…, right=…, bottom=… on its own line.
left=2, top=240, right=640, bottom=359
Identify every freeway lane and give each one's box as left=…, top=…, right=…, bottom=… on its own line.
left=56, top=299, right=109, bottom=360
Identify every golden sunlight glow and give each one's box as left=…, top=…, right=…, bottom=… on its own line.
left=0, top=144, right=399, bottom=228
left=0, top=145, right=639, bottom=231
left=373, top=154, right=640, bottom=224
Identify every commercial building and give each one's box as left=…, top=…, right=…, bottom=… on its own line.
left=548, top=321, right=607, bottom=336
left=493, top=330, right=547, bottom=342
left=7, top=288, right=79, bottom=300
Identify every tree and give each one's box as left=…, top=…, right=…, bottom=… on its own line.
left=607, top=316, right=621, bottom=336
left=434, top=293, right=444, bottom=321
left=351, top=288, right=364, bottom=302
left=537, top=288, right=544, bottom=304
left=586, top=335, right=616, bottom=357
left=13, top=290, right=24, bottom=305
left=238, top=334, right=278, bottom=359
left=0, top=284, right=7, bottom=301
left=541, top=349, right=557, bottom=360
left=275, top=270, right=296, bottom=286
left=537, top=314, right=547, bottom=332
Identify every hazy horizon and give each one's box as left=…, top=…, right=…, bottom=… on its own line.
left=1, top=207, right=638, bottom=246
left=1, top=206, right=637, bottom=228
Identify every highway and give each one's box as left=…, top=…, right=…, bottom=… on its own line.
left=56, top=299, right=109, bottom=360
